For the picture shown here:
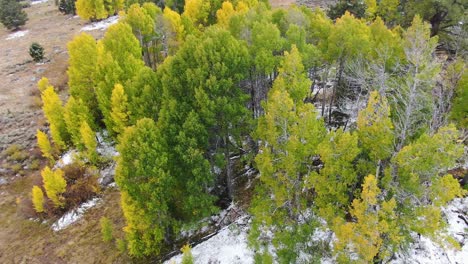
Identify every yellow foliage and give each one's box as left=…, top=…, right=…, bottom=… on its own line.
left=41, top=166, right=67, bottom=208
left=37, top=130, right=55, bottom=164
left=32, top=185, right=45, bottom=213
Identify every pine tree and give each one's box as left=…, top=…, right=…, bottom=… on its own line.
left=64, top=96, right=95, bottom=149
left=40, top=79, right=69, bottom=150
left=0, top=0, right=28, bottom=30
left=41, top=166, right=67, bottom=208
left=37, top=130, right=55, bottom=165
left=67, top=33, right=99, bottom=120
left=314, top=128, right=360, bottom=220
left=250, top=46, right=326, bottom=262
left=116, top=118, right=171, bottom=256
left=32, top=185, right=45, bottom=213
left=109, top=84, right=129, bottom=136
left=450, top=71, right=468, bottom=129
left=80, top=121, right=98, bottom=164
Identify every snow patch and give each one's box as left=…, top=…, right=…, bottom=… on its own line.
left=5, top=30, right=29, bottom=40
left=54, top=150, right=77, bottom=168
left=51, top=198, right=101, bottom=232
left=31, top=0, right=48, bottom=5
left=392, top=197, right=468, bottom=264
left=166, top=216, right=253, bottom=264
left=81, top=16, right=119, bottom=31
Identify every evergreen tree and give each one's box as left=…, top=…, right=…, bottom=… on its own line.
left=450, top=71, right=468, bottom=129
left=41, top=166, right=67, bottom=208
left=0, top=0, right=28, bottom=30
left=32, top=186, right=45, bottom=213
left=37, top=130, right=55, bottom=165
left=250, top=46, right=326, bottom=263
left=314, top=128, right=360, bottom=220
left=116, top=118, right=171, bottom=256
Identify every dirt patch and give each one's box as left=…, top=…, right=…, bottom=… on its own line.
left=0, top=1, right=105, bottom=153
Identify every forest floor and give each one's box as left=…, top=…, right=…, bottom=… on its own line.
left=0, top=1, right=128, bottom=263
left=0, top=0, right=331, bottom=263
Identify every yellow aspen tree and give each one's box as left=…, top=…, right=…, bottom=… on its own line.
left=31, top=185, right=45, bottom=213
left=80, top=121, right=98, bottom=164
left=41, top=166, right=67, bottom=208
left=110, top=83, right=129, bottom=136
left=40, top=79, right=69, bottom=150
left=64, top=96, right=95, bottom=149
left=36, top=130, right=55, bottom=165
left=216, top=1, right=235, bottom=28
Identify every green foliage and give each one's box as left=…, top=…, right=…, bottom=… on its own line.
left=32, top=186, right=45, bottom=213
left=357, top=91, right=394, bottom=162
left=0, top=0, right=28, bottom=30
left=100, top=216, right=114, bottom=242
left=59, top=0, right=76, bottom=15
left=67, top=33, right=100, bottom=121
left=29, top=43, right=45, bottom=62
left=94, top=22, right=144, bottom=136
left=393, top=124, right=463, bottom=196
left=327, top=0, right=366, bottom=20
left=41, top=166, right=67, bottom=208
left=116, top=118, right=171, bottom=256
left=450, top=71, right=468, bottom=129
left=251, top=45, right=326, bottom=262
left=314, top=128, right=360, bottom=220
left=64, top=96, right=95, bottom=149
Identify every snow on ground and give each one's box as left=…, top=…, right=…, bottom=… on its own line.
left=81, top=16, right=119, bottom=31
left=5, top=30, right=29, bottom=40
left=54, top=150, right=77, bottom=168
left=165, top=216, right=253, bottom=264
left=165, top=197, right=468, bottom=264
left=51, top=197, right=101, bottom=231
left=31, top=0, right=48, bottom=5
left=392, top=197, right=468, bottom=264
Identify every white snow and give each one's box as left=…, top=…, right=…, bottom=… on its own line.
left=392, top=197, right=468, bottom=264
left=5, top=30, right=29, bottom=40
left=165, top=216, right=253, bottom=264
left=51, top=198, right=101, bottom=232
left=54, top=150, right=77, bottom=168
left=81, top=16, right=119, bottom=31
left=31, top=0, right=49, bottom=5
left=96, top=131, right=119, bottom=158
left=165, top=196, right=468, bottom=264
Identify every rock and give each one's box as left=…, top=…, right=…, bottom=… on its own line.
left=99, top=162, right=116, bottom=186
